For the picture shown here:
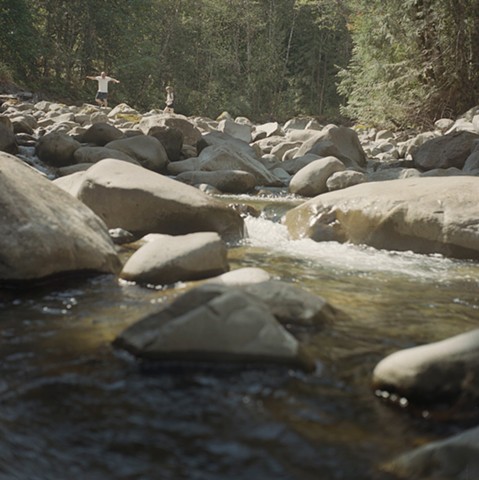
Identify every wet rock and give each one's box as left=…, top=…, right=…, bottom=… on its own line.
left=113, top=284, right=315, bottom=371
left=284, top=176, right=479, bottom=259
left=383, top=425, right=479, bottom=480
left=372, top=328, right=479, bottom=405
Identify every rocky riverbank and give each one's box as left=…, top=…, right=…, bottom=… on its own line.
left=1, top=97, right=479, bottom=479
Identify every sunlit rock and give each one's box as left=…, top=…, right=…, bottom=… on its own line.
left=372, top=328, right=479, bottom=404
left=120, top=232, right=229, bottom=285
left=55, top=159, right=245, bottom=242
left=284, top=176, right=479, bottom=259
left=289, top=156, right=346, bottom=197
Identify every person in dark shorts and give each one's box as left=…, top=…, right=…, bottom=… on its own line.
left=164, top=85, right=175, bottom=113
left=86, top=71, right=120, bottom=107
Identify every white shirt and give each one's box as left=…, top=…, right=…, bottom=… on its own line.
left=95, top=76, right=112, bottom=93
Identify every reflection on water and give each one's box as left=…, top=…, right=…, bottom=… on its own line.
left=1, top=204, right=478, bottom=479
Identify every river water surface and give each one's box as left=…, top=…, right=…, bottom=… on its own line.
left=1, top=195, right=478, bottom=480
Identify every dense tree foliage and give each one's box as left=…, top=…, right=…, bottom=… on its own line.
left=1, top=0, right=478, bottom=127
left=0, top=0, right=351, bottom=121
left=338, top=0, right=479, bottom=128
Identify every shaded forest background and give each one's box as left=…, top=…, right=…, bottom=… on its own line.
left=1, top=0, right=479, bottom=128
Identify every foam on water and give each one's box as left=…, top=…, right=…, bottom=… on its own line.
left=244, top=216, right=478, bottom=283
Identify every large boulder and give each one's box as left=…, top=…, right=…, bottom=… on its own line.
left=120, top=232, right=228, bottom=285
left=291, top=124, right=367, bottom=168
left=192, top=143, right=282, bottom=186
left=283, top=176, right=479, bottom=259
left=288, top=156, right=346, bottom=197
left=147, top=125, right=183, bottom=161
left=35, top=132, right=81, bottom=167
left=241, top=280, right=340, bottom=328
left=413, top=130, right=479, bottom=170
left=139, top=114, right=202, bottom=146
left=80, top=122, right=124, bottom=146
left=55, top=159, right=245, bottom=242
left=176, top=169, right=257, bottom=193
left=383, top=426, right=479, bottom=480
left=372, top=328, right=479, bottom=405
left=217, top=118, right=253, bottom=143
left=0, top=153, right=121, bottom=284
left=105, top=135, right=168, bottom=172
left=113, top=284, right=315, bottom=371
left=73, top=146, right=138, bottom=165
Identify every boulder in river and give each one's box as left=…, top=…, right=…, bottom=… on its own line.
left=120, top=232, right=229, bottom=285
left=383, top=425, right=479, bottom=480
left=283, top=176, right=479, bottom=260
left=113, top=283, right=315, bottom=371
left=54, top=158, right=245, bottom=242
left=0, top=153, right=121, bottom=284
left=372, top=328, right=479, bottom=406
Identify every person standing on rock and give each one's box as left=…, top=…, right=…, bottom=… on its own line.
left=163, top=85, right=175, bottom=113
left=86, top=71, right=120, bottom=108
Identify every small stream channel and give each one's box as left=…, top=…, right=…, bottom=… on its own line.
left=1, top=195, right=478, bottom=479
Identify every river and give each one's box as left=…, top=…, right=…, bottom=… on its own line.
left=1, top=195, right=478, bottom=480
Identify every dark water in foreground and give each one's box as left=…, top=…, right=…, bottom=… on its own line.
left=1, top=201, right=478, bottom=480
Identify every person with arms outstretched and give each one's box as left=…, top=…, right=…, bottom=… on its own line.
left=86, top=71, right=120, bottom=107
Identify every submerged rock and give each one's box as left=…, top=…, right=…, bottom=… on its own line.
left=113, top=284, right=315, bottom=371
left=383, top=425, right=479, bottom=480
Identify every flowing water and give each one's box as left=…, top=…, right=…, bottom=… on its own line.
left=1, top=195, right=478, bottom=480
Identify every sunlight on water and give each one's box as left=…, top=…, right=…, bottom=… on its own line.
left=244, top=216, right=478, bottom=283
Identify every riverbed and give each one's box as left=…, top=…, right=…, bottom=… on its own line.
left=1, top=195, right=478, bottom=479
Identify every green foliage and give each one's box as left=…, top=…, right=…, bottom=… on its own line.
left=338, top=0, right=479, bottom=128
left=0, top=0, right=354, bottom=121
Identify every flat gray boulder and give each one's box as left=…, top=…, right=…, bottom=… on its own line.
left=0, top=153, right=121, bottom=283
left=284, top=176, right=479, bottom=259
left=176, top=169, right=257, bottom=193
left=73, top=146, right=138, bottom=164
left=120, top=232, right=228, bottom=285
left=55, top=159, right=245, bottom=242
left=113, top=284, right=315, bottom=371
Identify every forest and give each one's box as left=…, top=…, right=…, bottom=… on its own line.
left=1, top=0, right=479, bottom=128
